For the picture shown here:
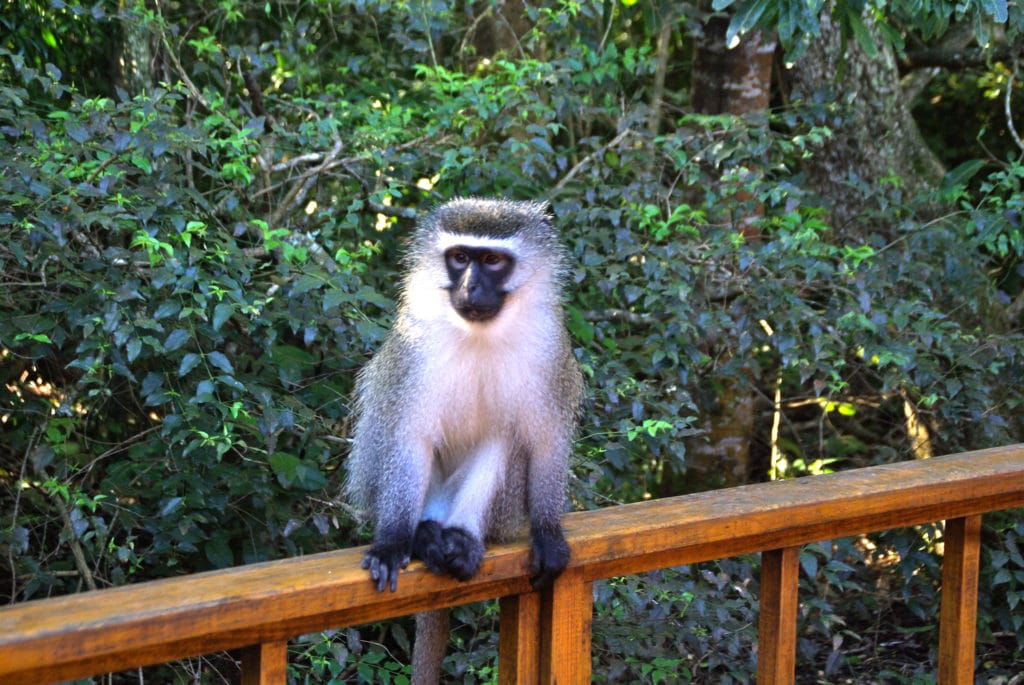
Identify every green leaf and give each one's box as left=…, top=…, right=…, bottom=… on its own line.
left=164, top=328, right=190, bottom=352
left=14, top=332, right=52, bottom=344
left=269, top=452, right=301, bottom=487
left=290, top=274, right=324, bottom=296
left=842, top=2, right=878, bottom=58
left=154, top=301, right=181, bottom=320
left=204, top=534, right=234, bottom=568
left=212, top=302, right=233, bottom=332
left=40, top=27, right=58, bottom=49
left=159, top=496, right=183, bottom=517
left=126, top=337, right=142, bottom=362
left=725, top=0, right=771, bottom=48
left=293, top=461, right=328, bottom=490
left=942, top=159, right=987, bottom=190
left=981, top=0, right=1008, bottom=22
left=207, top=351, right=234, bottom=374
left=322, top=287, right=353, bottom=312
left=131, top=155, right=153, bottom=174
left=178, top=352, right=201, bottom=376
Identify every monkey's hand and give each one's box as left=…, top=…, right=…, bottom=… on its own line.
left=362, top=538, right=411, bottom=593
left=529, top=524, right=570, bottom=589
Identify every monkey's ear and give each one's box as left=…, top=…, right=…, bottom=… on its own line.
left=532, top=199, right=554, bottom=224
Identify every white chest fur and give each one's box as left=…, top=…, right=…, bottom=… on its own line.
left=423, top=331, right=541, bottom=453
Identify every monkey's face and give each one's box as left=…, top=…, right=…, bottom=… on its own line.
left=444, top=246, right=515, bottom=322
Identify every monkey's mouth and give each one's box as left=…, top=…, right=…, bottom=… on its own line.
left=455, top=305, right=500, bottom=322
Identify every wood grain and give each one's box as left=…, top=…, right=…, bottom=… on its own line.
left=937, top=515, right=982, bottom=684
left=1, top=444, right=1021, bottom=684
left=757, top=547, right=800, bottom=683
left=240, top=641, right=288, bottom=685
left=540, top=567, right=592, bottom=685
left=498, top=591, right=541, bottom=684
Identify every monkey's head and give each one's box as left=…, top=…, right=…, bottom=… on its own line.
left=404, top=198, right=565, bottom=326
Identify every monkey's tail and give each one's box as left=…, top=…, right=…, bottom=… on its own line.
left=412, top=608, right=449, bottom=685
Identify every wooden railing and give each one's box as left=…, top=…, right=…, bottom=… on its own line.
left=2, top=444, right=1023, bottom=684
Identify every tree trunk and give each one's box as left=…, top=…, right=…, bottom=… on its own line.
left=114, top=0, right=156, bottom=96
left=692, top=15, right=775, bottom=239
left=692, top=17, right=775, bottom=117
left=782, top=10, right=946, bottom=234
left=675, top=17, right=776, bottom=494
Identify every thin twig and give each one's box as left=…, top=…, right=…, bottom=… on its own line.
left=581, top=308, right=662, bottom=325
left=269, top=152, right=334, bottom=173
left=598, top=2, right=616, bottom=54
left=458, top=5, right=495, bottom=63
left=154, top=11, right=241, bottom=134
left=1005, top=58, right=1024, bottom=154
left=551, top=128, right=635, bottom=193
left=7, top=429, right=40, bottom=603
left=59, top=506, right=98, bottom=591
left=79, top=425, right=163, bottom=476
left=269, top=140, right=344, bottom=226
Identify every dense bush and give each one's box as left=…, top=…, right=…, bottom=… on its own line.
left=1, top=0, right=1022, bottom=682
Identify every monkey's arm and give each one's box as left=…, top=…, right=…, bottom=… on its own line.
left=528, top=518, right=570, bottom=589
left=525, top=432, right=573, bottom=589
left=363, top=440, right=432, bottom=592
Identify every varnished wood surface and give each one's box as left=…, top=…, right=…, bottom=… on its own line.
left=539, top=568, right=592, bottom=684
left=937, top=515, right=983, bottom=683
left=1, top=444, right=1022, bottom=683
left=240, top=641, right=288, bottom=685
left=756, top=547, right=801, bottom=683
left=498, top=591, right=541, bottom=684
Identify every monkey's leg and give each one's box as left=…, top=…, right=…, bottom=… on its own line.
left=433, top=439, right=507, bottom=580
left=412, top=608, right=449, bottom=685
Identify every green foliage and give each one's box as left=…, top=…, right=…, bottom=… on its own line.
left=715, top=0, right=1023, bottom=57
left=0, top=53, right=370, bottom=591
left=293, top=626, right=412, bottom=684
left=593, top=562, right=758, bottom=683
left=1, top=0, right=1023, bottom=681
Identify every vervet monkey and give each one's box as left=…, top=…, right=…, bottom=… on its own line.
left=345, top=197, right=582, bottom=683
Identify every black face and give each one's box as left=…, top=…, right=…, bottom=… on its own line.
left=444, top=246, right=515, bottom=322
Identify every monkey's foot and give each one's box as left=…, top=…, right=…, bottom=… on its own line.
left=413, top=522, right=484, bottom=581
left=412, top=520, right=447, bottom=575
left=440, top=526, right=484, bottom=581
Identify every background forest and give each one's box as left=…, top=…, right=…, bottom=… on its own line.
left=2, top=0, right=1023, bottom=682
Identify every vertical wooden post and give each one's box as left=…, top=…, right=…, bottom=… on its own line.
left=499, top=591, right=542, bottom=685
left=938, top=515, right=982, bottom=684
left=240, top=641, right=288, bottom=685
left=539, top=568, right=592, bottom=684
left=757, top=546, right=800, bottom=684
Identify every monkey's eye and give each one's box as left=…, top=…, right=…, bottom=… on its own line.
left=481, top=252, right=507, bottom=270
left=447, top=251, right=470, bottom=269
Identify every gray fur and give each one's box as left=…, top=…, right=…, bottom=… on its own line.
left=343, top=197, right=582, bottom=683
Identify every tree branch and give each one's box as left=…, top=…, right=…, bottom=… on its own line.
left=899, top=44, right=1018, bottom=71
left=552, top=128, right=635, bottom=193
left=269, top=140, right=344, bottom=227
left=1005, top=58, right=1024, bottom=154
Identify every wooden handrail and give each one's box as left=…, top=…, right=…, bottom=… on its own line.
left=2, top=444, right=1023, bottom=684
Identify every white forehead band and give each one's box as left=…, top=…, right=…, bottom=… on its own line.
left=435, top=231, right=523, bottom=253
